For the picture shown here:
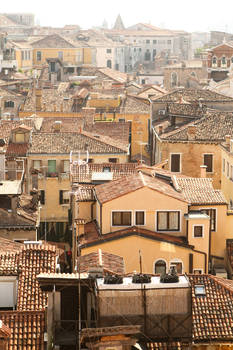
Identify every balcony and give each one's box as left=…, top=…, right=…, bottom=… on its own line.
left=1, top=59, right=17, bottom=69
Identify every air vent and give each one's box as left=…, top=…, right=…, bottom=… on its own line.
left=104, top=275, right=123, bottom=284
left=132, top=274, right=151, bottom=284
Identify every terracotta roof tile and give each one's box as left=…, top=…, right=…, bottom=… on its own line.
left=190, top=274, right=233, bottom=342
left=72, top=163, right=137, bottom=183
left=29, top=131, right=128, bottom=154
left=151, top=88, right=233, bottom=102
left=17, top=243, right=57, bottom=311
left=0, top=252, right=19, bottom=276
left=6, top=143, right=29, bottom=156
left=0, top=311, right=45, bottom=349
left=95, top=172, right=186, bottom=204
left=0, top=320, right=11, bottom=338
left=160, top=110, right=233, bottom=142
left=79, top=250, right=125, bottom=275
left=176, top=177, right=227, bottom=205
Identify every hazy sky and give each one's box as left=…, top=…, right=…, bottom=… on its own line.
left=1, top=0, right=233, bottom=33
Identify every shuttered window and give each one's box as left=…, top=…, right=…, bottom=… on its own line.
left=171, top=154, right=181, bottom=172
left=204, top=154, right=213, bottom=173
left=157, top=211, right=180, bottom=231
left=112, top=212, right=131, bottom=226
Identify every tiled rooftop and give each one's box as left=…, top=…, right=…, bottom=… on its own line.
left=0, top=252, right=19, bottom=276
left=71, top=163, right=137, bottom=183
left=95, top=172, right=187, bottom=204
left=85, top=122, right=130, bottom=145
left=120, top=94, right=150, bottom=113
left=79, top=250, right=125, bottom=275
left=29, top=131, right=128, bottom=154
left=73, top=184, right=95, bottom=201
left=167, top=102, right=205, bottom=117
left=190, top=274, right=233, bottom=342
left=176, top=177, right=227, bottom=205
left=160, top=110, right=233, bottom=141
left=6, top=143, right=29, bottom=157
left=0, top=311, right=45, bottom=349
left=17, top=243, right=57, bottom=311
left=151, top=88, right=233, bottom=102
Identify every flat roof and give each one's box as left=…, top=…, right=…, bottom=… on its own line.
left=0, top=180, right=21, bottom=195
left=97, top=275, right=190, bottom=290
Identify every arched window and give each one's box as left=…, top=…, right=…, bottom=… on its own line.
left=144, top=49, right=151, bottom=61
left=212, top=56, right=217, bottom=66
left=107, top=60, right=112, bottom=68
left=154, top=259, right=167, bottom=275
left=171, top=72, right=178, bottom=88
left=222, top=56, right=226, bottom=66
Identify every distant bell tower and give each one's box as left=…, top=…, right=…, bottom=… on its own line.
left=113, top=14, right=125, bottom=30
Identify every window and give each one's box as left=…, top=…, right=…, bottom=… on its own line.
left=222, top=56, right=226, bottom=66
left=115, top=63, right=119, bottom=70
left=25, top=51, right=27, bottom=60
left=212, top=56, right=217, bottom=66
left=135, top=211, right=145, bottom=225
left=107, top=60, right=112, bottom=68
left=36, top=51, right=41, bottom=61
left=88, top=158, right=93, bottom=163
left=58, top=51, right=63, bottom=60
left=112, top=211, right=131, bottom=226
left=170, top=261, right=182, bottom=274
left=141, top=79, right=145, bottom=84
left=171, top=154, right=181, bottom=173
left=28, top=51, right=31, bottom=60
left=157, top=211, right=180, bottom=231
left=63, top=160, right=70, bottom=173
left=146, top=39, right=150, bottom=44
left=40, top=190, right=45, bottom=205
left=4, top=101, right=14, bottom=108
left=154, top=259, right=166, bottom=274
left=106, top=48, right=112, bottom=53
left=167, top=40, right=172, bottom=44
left=193, top=225, right=203, bottom=238
left=193, top=269, right=203, bottom=274
left=59, top=190, right=69, bottom=204
left=144, top=49, right=151, bottom=61
left=50, top=62, right=55, bottom=72
left=153, top=40, right=157, bottom=44
left=33, top=160, right=41, bottom=170
left=194, top=284, right=205, bottom=296
left=204, top=154, right=213, bottom=173
left=48, top=160, right=56, bottom=173
left=15, top=133, right=25, bottom=143
left=21, top=51, right=24, bottom=61
left=153, top=49, right=156, bottom=58
left=119, top=118, right=125, bottom=122
left=109, top=158, right=117, bottom=163
left=223, top=158, right=225, bottom=173
left=103, top=166, right=111, bottom=172
left=200, top=208, right=216, bottom=231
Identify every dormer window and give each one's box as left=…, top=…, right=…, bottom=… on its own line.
left=212, top=56, right=217, bottom=66
left=15, top=132, right=25, bottom=143
left=221, top=56, right=226, bottom=66
left=194, top=284, right=206, bottom=296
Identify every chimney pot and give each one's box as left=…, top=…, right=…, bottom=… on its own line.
left=200, top=165, right=207, bottom=178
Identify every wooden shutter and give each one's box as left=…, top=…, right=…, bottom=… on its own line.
left=59, top=190, right=63, bottom=204
left=171, top=154, right=180, bottom=172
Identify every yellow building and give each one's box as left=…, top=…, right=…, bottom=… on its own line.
left=11, top=40, right=33, bottom=70
left=77, top=169, right=228, bottom=274
left=27, top=123, right=129, bottom=241
left=30, top=34, right=93, bottom=67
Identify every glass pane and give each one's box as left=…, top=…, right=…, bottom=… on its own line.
left=169, top=212, right=179, bottom=230
left=136, top=211, right=144, bottom=225
left=122, top=212, right=131, bottom=225
left=112, top=212, right=121, bottom=226
left=48, top=160, right=56, bottom=173
left=155, top=260, right=166, bottom=274
left=33, top=160, right=41, bottom=170
left=170, top=262, right=182, bottom=274
left=194, top=226, right=203, bottom=237
left=157, top=212, right=167, bottom=230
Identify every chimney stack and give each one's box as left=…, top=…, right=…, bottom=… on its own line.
left=187, top=125, right=197, bottom=141
left=200, top=165, right=207, bottom=178
left=82, top=107, right=96, bottom=128
left=35, top=89, right=42, bottom=111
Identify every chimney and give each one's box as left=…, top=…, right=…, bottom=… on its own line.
left=82, top=107, right=96, bottom=128
left=200, top=165, right=207, bottom=178
left=158, top=125, right=163, bottom=135
left=225, top=134, right=231, bottom=146
left=187, top=125, right=197, bottom=141
left=35, top=89, right=42, bottom=111
left=53, top=121, right=62, bottom=132
left=11, top=195, right=18, bottom=216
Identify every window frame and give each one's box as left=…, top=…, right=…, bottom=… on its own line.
left=154, top=258, right=167, bottom=275
left=203, top=153, right=213, bottom=173
left=111, top=210, right=132, bottom=227
left=36, top=51, right=42, bottom=61
left=156, top=210, right=180, bottom=232
left=169, top=259, right=183, bottom=274
left=135, top=211, right=145, bottom=226
left=193, top=224, right=204, bottom=238
left=170, top=153, right=181, bottom=173
left=200, top=208, right=217, bottom=232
